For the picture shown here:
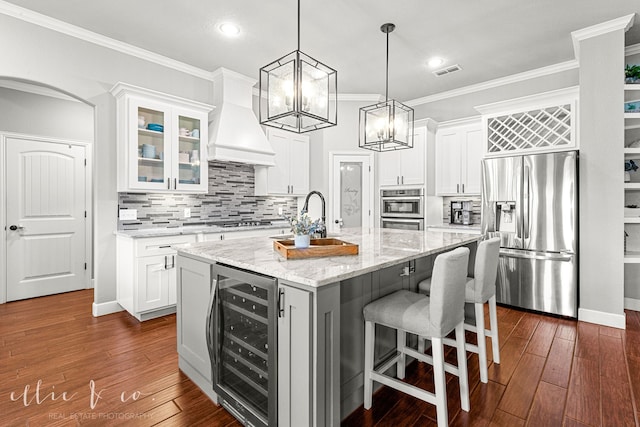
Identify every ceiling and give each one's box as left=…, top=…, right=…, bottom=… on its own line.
left=3, top=0, right=640, bottom=102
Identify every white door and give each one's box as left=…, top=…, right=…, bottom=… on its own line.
left=330, top=153, right=373, bottom=232
left=136, top=255, right=170, bottom=311
left=6, top=137, right=87, bottom=301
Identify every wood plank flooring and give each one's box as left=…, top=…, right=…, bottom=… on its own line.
left=1, top=289, right=640, bottom=426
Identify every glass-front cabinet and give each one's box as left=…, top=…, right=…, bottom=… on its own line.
left=111, top=82, right=213, bottom=193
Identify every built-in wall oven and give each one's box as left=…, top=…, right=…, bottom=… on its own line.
left=206, top=263, right=277, bottom=427
left=380, top=188, right=425, bottom=230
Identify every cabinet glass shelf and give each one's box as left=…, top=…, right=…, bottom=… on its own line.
left=624, top=251, right=640, bottom=263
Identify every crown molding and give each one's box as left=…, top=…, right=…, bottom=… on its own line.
left=0, top=78, right=83, bottom=102
left=572, top=13, right=636, bottom=61
left=435, top=115, right=482, bottom=130
left=0, top=0, right=213, bottom=81
left=406, top=60, right=578, bottom=108
left=212, top=67, right=257, bottom=86
left=627, top=43, right=640, bottom=57
left=336, top=93, right=385, bottom=102
left=474, top=86, right=579, bottom=116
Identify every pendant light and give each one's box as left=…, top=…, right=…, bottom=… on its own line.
left=359, top=23, right=414, bottom=151
left=259, top=0, right=337, bottom=133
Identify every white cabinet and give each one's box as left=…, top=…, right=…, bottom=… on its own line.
left=117, top=234, right=197, bottom=321
left=435, top=118, right=482, bottom=196
left=176, top=254, right=214, bottom=393
left=277, top=281, right=312, bottom=427
left=201, top=228, right=289, bottom=242
left=111, top=82, right=213, bottom=193
left=379, top=126, right=426, bottom=187
left=255, top=128, right=309, bottom=196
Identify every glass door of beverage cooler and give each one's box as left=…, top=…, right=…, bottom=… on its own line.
left=208, top=264, right=277, bottom=427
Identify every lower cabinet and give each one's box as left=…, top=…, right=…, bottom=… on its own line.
left=117, top=234, right=197, bottom=321
left=277, top=281, right=312, bottom=427
left=176, top=254, right=216, bottom=401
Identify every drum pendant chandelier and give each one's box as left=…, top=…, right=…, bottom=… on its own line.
left=359, top=23, right=414, bottom=151
left=259, top=0, right=337, bottom=133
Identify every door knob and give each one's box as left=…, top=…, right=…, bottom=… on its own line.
left=335, top=218, right=344, bottom=227
left=9, top=225, right=25, bottom=231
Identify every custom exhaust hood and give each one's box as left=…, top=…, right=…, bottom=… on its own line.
left=208, top=68, right=275, bottom=166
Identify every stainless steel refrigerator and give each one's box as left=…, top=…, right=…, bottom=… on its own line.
left=481, top=150, right=578, bottom=317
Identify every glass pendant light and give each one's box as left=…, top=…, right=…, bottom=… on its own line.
left=359, top=23, right=414, bottom=151
left=259, top=0, right=337, bottom=133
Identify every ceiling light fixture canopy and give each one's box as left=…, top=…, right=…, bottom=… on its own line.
left=259, top=0, right=337, bottom=133
left=359, top=23, right=414, bottom=152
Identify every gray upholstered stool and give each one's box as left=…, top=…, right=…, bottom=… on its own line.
left=363, top=247, right=470, bottom=426
left=418, top=237, right=501, bottom=384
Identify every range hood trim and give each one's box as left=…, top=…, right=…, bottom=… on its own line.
left=208, top=67, right=276, bottom=166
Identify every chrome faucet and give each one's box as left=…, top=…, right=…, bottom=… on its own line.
left=302, top=190, right=327, bottom=238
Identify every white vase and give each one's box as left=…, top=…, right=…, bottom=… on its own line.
left=294, top=234, right=311, bottom=248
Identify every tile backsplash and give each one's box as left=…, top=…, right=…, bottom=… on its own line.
left=442, top=196, right=482, bottom=225
left=118, top=161, right=298, bottom=230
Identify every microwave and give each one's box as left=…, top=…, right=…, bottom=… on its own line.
left=380, top=188, right=424, bottom=219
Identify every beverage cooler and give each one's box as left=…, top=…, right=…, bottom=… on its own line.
left=206, top=263, right=277, bottom=427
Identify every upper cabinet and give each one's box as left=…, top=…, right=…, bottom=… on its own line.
left=435, top=118, right=482, bottom=196
left=255, top=128, right=309, bottom=196
left=111, top=83, right=214, bottom=193
left=379, top=125, right=427, bottom=187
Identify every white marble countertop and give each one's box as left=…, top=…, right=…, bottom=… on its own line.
left=176, top=227, right=481, bottom=288
left=115, top=221, right=290, bottom=238
left=427, top=223, right=482, bottom=232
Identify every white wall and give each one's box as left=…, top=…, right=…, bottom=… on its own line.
left=0, top=14, right=212, bottom=309
left=0, top=87, right=93, bottom=141
left=577, top=29, right=626, bottom=327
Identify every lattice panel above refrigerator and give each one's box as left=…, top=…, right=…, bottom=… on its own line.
left=486, top=104, right=572, bottom=154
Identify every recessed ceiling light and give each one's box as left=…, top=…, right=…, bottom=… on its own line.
left=428, top=57, right=444, bottom=68
left=219, top=22, right=240, bottom=37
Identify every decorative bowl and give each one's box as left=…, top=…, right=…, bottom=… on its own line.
left=147, top=123, right=164, bottom=132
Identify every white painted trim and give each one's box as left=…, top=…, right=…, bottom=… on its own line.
left=0, top=79, right=81, bottom=102
left=92, top=300, right=124, bottom=317
left=572, top=14, right=636, bottom=61
left=435, top=115, right=482, bottom=130
left=337, top=94, right=385, bottom=102
left=328, top=151, right=375, bottom=232
left=1, top=132, right=94, bottom=304
left=0, top=134, right=5, bottom=304
left=212, top=67, right=256, bottom=86
left=578, top=307, right=626, bottom=329
left=475, top=86, right=579, bottom=116
left=110, top=82, right=214, bottom=112
left=406, top=61, right=578, bottom=107
left=627, top=43, right=640, bottom=57
left=0, top=0, right=213, bottom=81
left=624, top=297, right=640, bottom=312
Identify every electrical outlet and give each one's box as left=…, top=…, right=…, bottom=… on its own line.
left=278, top=207, right=283, bottom=215
left=119, top=209, right=137, bottom=221
left=184, top=208, right=191, bottom=218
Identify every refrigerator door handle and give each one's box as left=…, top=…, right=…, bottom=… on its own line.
left=523, top=165, right=530, bottom=240
left=499, top=248, right=573, bottom=262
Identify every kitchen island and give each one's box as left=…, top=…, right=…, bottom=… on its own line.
left=175, top=227, right=481, bottom=427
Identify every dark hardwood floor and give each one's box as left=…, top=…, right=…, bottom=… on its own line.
left=1, top=289, right=639, bottom=426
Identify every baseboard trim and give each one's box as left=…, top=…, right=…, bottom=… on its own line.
left=578, top=307, right=626, bottom=329
left=624, top=297, right=640, bottom=312
left=92, top=300, right=123, bottom=317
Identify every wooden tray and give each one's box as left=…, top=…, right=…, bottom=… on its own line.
left=273, top=238, right=359, bottom=259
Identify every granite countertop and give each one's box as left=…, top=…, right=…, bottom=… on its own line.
left=427, top=223, right=482, bottom=231
left=176, top=227, right=481, bottom=288
left=115, top=221, right=290, bottom=238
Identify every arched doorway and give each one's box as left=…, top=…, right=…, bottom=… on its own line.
left=0, top=77, right=94, bottom=302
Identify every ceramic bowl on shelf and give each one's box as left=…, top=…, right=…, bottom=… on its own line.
left=150, top=178, right=164, bottom=183
left=147, top=123, right=164, bottom=132
left=138, top=176, right=147, bottom=182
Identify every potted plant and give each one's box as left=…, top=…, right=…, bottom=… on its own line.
left=286, top=210, right=324, bottom=248
left=626, top=64, right=640, bottom=84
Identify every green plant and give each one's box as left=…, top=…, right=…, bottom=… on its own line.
left=286, top=210, right=324, bottom=235
left=626, top=64, right=640, bottom=79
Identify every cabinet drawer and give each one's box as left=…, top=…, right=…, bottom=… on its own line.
left=135, top=234, right=197, bottom=257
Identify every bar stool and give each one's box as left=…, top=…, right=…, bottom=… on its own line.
left=363, top=247, right=470, bottom=426
left=417, top=237, right=501, bottom=384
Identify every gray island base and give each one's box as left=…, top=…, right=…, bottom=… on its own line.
left=176, top=227, right=480, bottom=426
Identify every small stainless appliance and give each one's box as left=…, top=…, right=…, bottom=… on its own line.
left=380, top=188, right=424, bottom=230
left=450, top=200, right=474, bottom=225
left=207, top=263, right=278, bottom=427
left=481, top=150, right=578, bottom=317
